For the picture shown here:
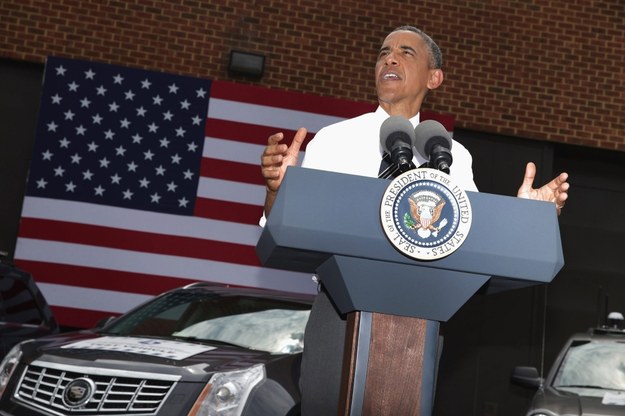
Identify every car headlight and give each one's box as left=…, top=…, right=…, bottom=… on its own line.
left=189, top=364, right=265, bottom=416
left=0, top=342, right=25, bottom=399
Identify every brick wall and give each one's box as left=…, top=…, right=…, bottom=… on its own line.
left=2, top=0, right=624, bottom=150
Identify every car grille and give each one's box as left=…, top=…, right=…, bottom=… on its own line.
left=13, top=360, right=180, bottom=415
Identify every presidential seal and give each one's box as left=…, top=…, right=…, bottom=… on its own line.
left=380, top=168, right=472, bottom=260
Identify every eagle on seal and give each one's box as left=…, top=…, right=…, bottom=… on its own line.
left=409, top=197, right=446, bottom=236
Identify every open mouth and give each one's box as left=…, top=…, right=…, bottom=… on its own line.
left=381, top=71, right=401, bottom=80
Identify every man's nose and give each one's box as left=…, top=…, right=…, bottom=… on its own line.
left=384, top=52, right=399, bottom=65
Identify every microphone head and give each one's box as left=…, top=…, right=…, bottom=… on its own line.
left=380, top=116, right=415, bottom=153
left=414, top=120, right=452, bottom=158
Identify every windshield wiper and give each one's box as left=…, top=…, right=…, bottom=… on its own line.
left=558, top=384, right=610, bottom=390
left=170, top=335, right=247, bottom=349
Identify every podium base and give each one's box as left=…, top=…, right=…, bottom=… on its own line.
left=340, top=311, right=439, bottom=416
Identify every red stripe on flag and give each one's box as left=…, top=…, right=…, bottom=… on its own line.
left=15, top=260, right=200, bottom=295
left=18, top=218, right=261, bottom=266
left=194, top=197, right=263, bottom=225
left=211, top=80, right=375, bottom=118
left=200, top=158, right=263, bottom=185
left=51, top=305, right=122, bottom=329
left=421, top=110, right=455, bottom=132
left=205, top=118, right=315, bottom=147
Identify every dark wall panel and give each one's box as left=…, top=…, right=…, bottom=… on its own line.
left=0, top=59, right=43, bottom=256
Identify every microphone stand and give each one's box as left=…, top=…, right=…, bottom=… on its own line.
left=378, top=153, right=416, bottom=179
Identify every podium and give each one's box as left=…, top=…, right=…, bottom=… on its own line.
left=256, top=167, right=564, bottom=415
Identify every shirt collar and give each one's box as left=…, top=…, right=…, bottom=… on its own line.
left=375, top=106, right=421, bottom=127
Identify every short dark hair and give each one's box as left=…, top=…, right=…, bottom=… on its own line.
left=391, top=25, right=443, bottom=69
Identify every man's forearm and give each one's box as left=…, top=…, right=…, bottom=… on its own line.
left=264, top=189, right=277, bottom=217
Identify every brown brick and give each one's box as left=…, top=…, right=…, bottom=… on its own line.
left=1, top=0, right=624, bottom=151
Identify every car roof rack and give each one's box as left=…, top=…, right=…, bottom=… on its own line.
left=590, top=311, right=625, bottom=335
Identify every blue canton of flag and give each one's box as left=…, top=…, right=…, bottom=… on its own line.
left=28, top=56, right=211, bottom=215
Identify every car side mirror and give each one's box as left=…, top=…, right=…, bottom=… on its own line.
left=511, top=366, right=543, bottom=389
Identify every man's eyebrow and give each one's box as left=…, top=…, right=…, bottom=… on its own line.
left=378, top=45, right=417, bottom=54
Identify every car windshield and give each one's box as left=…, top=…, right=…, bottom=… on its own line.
left=101, top=289, right=311, bottom=354
left=553, top=340, right=625, bottom=395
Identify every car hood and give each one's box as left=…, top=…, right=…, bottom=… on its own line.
left=532, top=387, right=625, bottom=416
left=22, top=331, right=278, bottom=380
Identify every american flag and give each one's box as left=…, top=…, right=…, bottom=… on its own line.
left=14, top=56, right=374, bottom=328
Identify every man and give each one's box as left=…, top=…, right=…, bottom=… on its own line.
left=260, top=26, right=569, bottom=415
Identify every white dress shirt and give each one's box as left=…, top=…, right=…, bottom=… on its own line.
left=301, top=106, right=478, bottom=192
left=260, top=107, right=477, bottom=226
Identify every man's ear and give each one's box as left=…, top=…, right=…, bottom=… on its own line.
left=427, top=69, right=444, bottom=90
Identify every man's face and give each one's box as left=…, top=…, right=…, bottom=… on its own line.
left=375, top=30, right=442, bottom=113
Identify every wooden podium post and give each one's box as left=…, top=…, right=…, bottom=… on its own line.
left=340, top=312, right=431, bottom=416
left=256, top=167, right=564, bottom=415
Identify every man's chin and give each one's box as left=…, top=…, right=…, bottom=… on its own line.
left=377, top=92, right=406, bottom=106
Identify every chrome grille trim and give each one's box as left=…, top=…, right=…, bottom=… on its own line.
left=13, top=360, right=180, bottom=415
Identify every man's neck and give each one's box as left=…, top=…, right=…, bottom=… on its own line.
left=377, top=105, right=420, bottom=126
left=378, top=100, right=420, bottom=119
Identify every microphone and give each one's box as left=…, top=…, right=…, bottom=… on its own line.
left=379, top=116, right=417, bottom=178
left=414, top=120, right=453, bottom=174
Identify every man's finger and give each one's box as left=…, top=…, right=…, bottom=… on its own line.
left=522, top=162, right=536, bottom=189
left=267, top=132, right=284, bottom=145
left=288, top=127, right=308, bottom=155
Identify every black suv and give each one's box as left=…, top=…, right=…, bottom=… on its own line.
left=0, top=255, right=58, bottom=360
left=0, top=283, right=313, bottom=416
left=512, top=313, right=625, bottom=416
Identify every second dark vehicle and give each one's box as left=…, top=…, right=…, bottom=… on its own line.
left=512, top=313, right=625, bottom=416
